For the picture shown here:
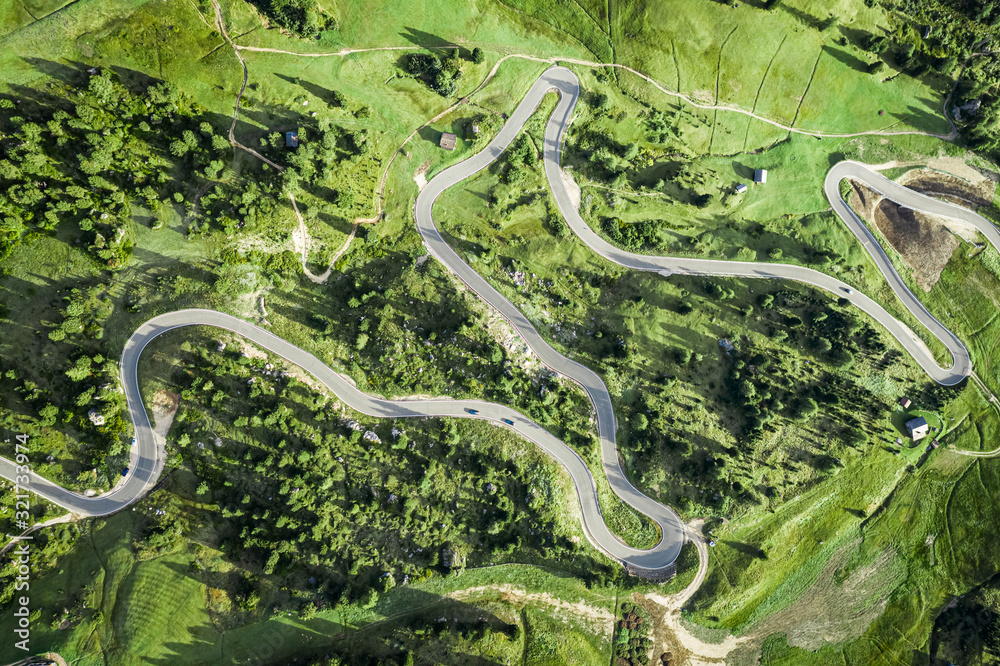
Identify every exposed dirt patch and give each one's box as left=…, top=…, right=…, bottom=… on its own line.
left=414, top=159, right=431, bottom=191
left=561, top=167, right=581, bottom=211
left=849, top=180, right=961, bottom=291
left=924, top=156, right=995, bottom=186
left=448, top=584, right=614, bottom=638
left=874, top=198, right=960, bottom=291
left=848, top=179, right=881, bottom=220
left=638, top=520, right=749, bottom=665
left=151, top=390, right=180, bottom=441
left=898, top=170, right=994, bottom=237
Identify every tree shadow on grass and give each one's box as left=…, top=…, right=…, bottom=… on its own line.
left=780, top=4, right=823, bottom=30
left=823, top=44, right=871, bottom=74
left=721, top=540, right=767, bottom=559
left=21, top=56, right=92, bottom=85
left=902, top=101, right=952, bottom=133
left=838, top=25, right=878, bottom=50
left=273, top=73, right=346, bottom=108
left=399, top=26, right=457, bottom=50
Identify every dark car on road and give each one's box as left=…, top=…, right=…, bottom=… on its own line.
left=121, top=468, right=130, bottom=477
left=501, top=418, right=515, bottom=425
left=466, top=408, right=479, bottom=415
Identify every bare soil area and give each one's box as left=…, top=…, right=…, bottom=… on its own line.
left=414, top=159, right=431, bottom=191
left=874, top=199, right=960, bottom=291
left=899, top=169, right=994, bottom=210
left=849, top=181, right=960, bottom=291
left=561, top=167, right=581, bottom=211
left=151, top=390, right=180, bottom=439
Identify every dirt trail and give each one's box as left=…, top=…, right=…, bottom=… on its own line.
left=641, top=520, right=749, bottom=664
left=288, top=192, right=357, bottom=284
left=211, top=0, right=285, bottom=172
left=225, top=42, right=956, bottom=140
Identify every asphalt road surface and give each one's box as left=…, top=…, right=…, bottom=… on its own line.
left=2, top=67, right=995, bottom=574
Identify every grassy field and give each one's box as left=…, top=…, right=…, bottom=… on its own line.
left=500, top=0, right=953, bottom=137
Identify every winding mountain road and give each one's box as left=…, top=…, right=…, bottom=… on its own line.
left=2, top=68, right=996, bottom=575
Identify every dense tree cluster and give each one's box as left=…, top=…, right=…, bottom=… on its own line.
left=487, top=132, right=542, bottom=214
left=0, top=72, right=189, bottom=265
left=0, top=67, right=318, bottom=485
left=858, top=0, right=1000, bottom=156
left=931, top=575, right=1000, bottom=663
left=0, top=282, right=135, bottom=487
left=600, top=217, right=659, bottom=251
left=245, top=0, right=333, bottom=37
left=718, top=288, right=883, bottom=440
left=404, top=49, right=465, bottom=96
left=572, top=128, right=642, bottom=187
left=614, top=601, right=653, bottom=666
left=251, top=116, right=373, bottom=211
left=0, top=522, right=85, bottom=608
left=0, top=68, right=305, bottom=261
left=305, top=252, right=595, bottom=451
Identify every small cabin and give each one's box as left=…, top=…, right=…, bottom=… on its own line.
left=285, top=131, right=299, bottom=148
left=754, top=169, right=767, bottom=184
left=439, top=132, right=457, bottom=151
left=735, top=183, right=748, bottom=194
left=906, top=417, right=929, bottom=441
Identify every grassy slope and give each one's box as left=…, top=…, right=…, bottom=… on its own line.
left=504, top=0, right=951, bottom=137
left=855, top=207, right=1000, bottom=398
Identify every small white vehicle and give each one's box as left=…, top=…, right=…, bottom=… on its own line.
left=131, top=438, right=136, bottom=447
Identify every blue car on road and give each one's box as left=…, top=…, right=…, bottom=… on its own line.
left=466, top=408, right=479, bottom=415
left=501, top=418, right=515, bottom=425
